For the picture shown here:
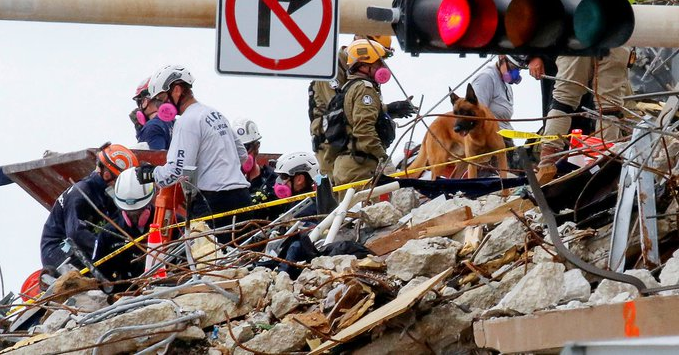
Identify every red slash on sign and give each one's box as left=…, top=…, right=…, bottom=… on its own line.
left=225, top=0, right=332, bottom=71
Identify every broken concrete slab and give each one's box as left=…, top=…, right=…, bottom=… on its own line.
left=203, top=267, right=249, bottom=283
left=233, top=321, right=311, bottom=355
left=67, top=290, right=109, bottom=313
left=272, top=271, right=293, bottom=294
left=35, top=309, right=70, bottom=334
left=353, top=302, right=474, bottom=355
left=177, top=325, right=206, bottom=341
left=660, top=256, right=679, bottom=293
left=495, top=262, right=565, bottom=314
left=270, top=290, right=299, bottom=320
left=561, top=269, right=591, bottom=303
left=386, top=237, right=461, bottom=281
left=589, top=269, right=661, bottom=305
left=9, top=303, right=179, bottom=355
left=391, top=187, right=420, bottom=215
left=294, top=269, right=333, bottom=298
left=474, top=217, right=526, bottom=265
left=310, top=255, right=357, bottom=273
left=214, top=322, right=255, bottom=353
left=361, top=202, right=403, bottom=228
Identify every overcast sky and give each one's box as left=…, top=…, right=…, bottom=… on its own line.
left=0, top=19, right=541, bottom=297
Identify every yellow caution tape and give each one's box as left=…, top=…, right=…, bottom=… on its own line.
left=497, top=129, right=570, bottom=141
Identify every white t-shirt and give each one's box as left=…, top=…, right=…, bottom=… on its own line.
left=471, top=65, right=514, bottom=131
left=154, top=102, right=250, bottom=191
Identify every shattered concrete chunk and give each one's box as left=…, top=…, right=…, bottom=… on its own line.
left=177, top=325, right=206, bottom=340
left=473, top=217, right=526, bottom=264
left=67, top=290, right=109, bottom=313
left=353, top=302, right=474, bottom=355
left=391, top=187, right=420, bottom=215
left=208, top=348, right=223, bottom=355
left=659, top=256, right=679, bottom=293
left=234, top=321, right=311, bottom=355
left=386, top=237, right=461, bottom=281
left=589, top=269, right=660, bottom=305
left=204, top=267, right=249, bottom=283
left=556, top=300, right=588, bottom=310
left=37, top=309, right=71, bottom=334
left=10, top=303, right=178, bottom=355
left=175, top=270, right=272, bottom=327
left=310, top=255, right=357, bottom=273
left=270, top=290, right=299, bottom=319
left=294, top=269, right=333, bottom=298
left=215, top=322, right=255, bottom=353
left=454, top=283, right=502, bottom=310
left=495, top=262, right=565, bottom=314
left=246, top=312, right=272, bottom=329
left=361, top=202, right=403, bottom=228
left=561, top=269, right=591, bottom=303
left=532, top=246, right=557, bottom=264
left=272, top=271, right=294, bottom=293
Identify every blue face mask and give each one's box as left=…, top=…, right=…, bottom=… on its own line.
left=502, top=68, right=522, bottom=84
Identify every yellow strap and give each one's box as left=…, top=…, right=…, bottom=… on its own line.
left=497, top=129, right=570, bottom=141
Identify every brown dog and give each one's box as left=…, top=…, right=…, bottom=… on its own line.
left=405, top=83, right=508, bottom=180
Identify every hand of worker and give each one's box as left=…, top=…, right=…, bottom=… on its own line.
left=387, top=98, right=417, bottom=119
left=135, top=163, right=156, bottom=184
left=528, top=57, right=545, bottom=80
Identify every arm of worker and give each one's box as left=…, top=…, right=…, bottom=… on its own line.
left=347, top=86, right=387, bottom=160
left=527, top=56, right=546, bottom=80
left=232, top=130, right=248, bottom=164
left=153, top=121, right=199, bottom=188
left=63, top=191, right=101, bottom=258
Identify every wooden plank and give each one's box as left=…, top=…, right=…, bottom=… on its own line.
left=419, top=198, right=535, bottom=238
left=474, top=294, right=679, bottom=353
left=310, top=268, right=453, bottom=355
left=365, top=206, right=472, bottom=256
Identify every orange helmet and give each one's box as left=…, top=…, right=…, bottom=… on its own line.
left=97, top=143, right=139, bottom=177
left=367, top=35, right=392, bottom=50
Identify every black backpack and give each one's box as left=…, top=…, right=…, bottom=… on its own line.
left=321, top=79, right=396, bottom=157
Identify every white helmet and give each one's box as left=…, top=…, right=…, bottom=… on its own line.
left=275, top=152, right=319, bottom=178
left=114, top=168, right=155, bottom=211
left=232, top=119, right=262, bottom=144
left=148, top=65, right=195, bottom=98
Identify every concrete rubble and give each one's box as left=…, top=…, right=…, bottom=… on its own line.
left=7, top=172, right=679, bottom=355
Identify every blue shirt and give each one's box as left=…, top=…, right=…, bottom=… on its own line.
left=137, top=116, right=173, bottom=150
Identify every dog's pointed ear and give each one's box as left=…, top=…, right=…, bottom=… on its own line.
left=465, top=83, right=478, bottom=105
left=449, top=87, right=460, bottom=106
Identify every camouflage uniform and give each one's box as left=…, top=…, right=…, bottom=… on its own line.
left=309, top=48, right=349, bottom=178
left=332, top=74, right=387, bottom=187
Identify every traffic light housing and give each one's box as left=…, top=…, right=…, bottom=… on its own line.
left=386, top=0, right=634, bottom=56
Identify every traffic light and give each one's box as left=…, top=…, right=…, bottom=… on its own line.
left=369, top=0, right=635, bottom=56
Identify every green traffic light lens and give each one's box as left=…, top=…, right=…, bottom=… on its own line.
left=574, top=0, right=606, bottom=48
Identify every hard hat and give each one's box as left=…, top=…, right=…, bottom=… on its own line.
left=133, top=77, right=151, bottom=101
left=367, top=35, right=392, bottom=50
left=274, top=152, right=320, bottom=178
left=232, top=119, right=262, bottom=144
left=97, top=143, right=139, bottom=177
left=148, top=65, right=196, bottom=98
left=113, top=168, right=155, bottom=211
left=505, top=55, right=529, bottom=69
left=346, top=39, right=388, bottom=68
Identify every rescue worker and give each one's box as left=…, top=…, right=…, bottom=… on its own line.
left=309, top=35, right=394, bottom=179
left=93, top=168, right=155, bottom=282
left=332, top=39, right=415, bottom=188
left=131, top=77, right=174, bottom=150
left=536, top=48, right=632, bottom=184
left=41, top=143, right=138, bottom=271
left=468, top=55, right=527, bottom=170
left=135, top=65, right=252, bottom=232
left=233, top=119, right=277, bottom=204
left=273, top=152, right=319, bottom=201
left=233, top=118, right=282, bottom=221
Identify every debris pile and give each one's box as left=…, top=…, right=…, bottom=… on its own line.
left=5, top=135, right=679, bottom=354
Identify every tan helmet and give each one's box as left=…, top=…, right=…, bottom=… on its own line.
left=346, top=39, right=388, bottom=69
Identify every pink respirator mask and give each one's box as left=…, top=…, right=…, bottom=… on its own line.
left=373, top=67, right=391, bottom=84
left=157, top=103, right=178, bottom=122
left=274, top=176, right=292, bottom=199
left=241, top=154, right=255, bottom=174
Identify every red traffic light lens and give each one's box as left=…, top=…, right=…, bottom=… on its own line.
left=456, top=0, right=499, bottom=48
left=437, top=0, right=471, bottom=46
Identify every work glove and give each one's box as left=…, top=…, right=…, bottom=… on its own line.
left=135, top=163, right=156, bottom=184
left=386, top=99, right=417, bottom=118
left=129, top=109, right=144, bottom=133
